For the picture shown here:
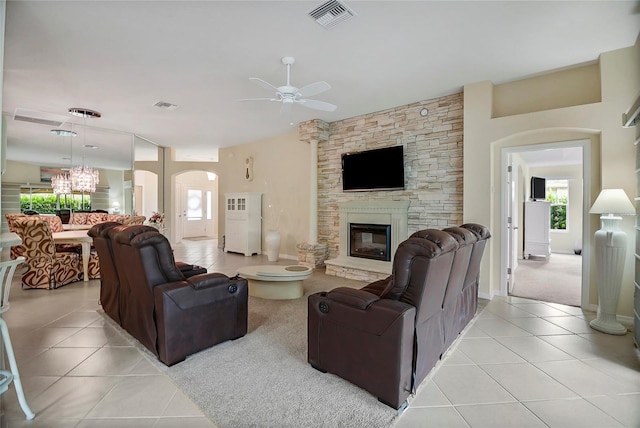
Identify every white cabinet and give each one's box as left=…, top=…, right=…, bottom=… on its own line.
left=524, top=201, right=551, bottom=259
left=224, top=192, right=262, bottom=256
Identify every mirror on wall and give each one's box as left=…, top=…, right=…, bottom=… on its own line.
left=2, top=115, right=135, bottom=215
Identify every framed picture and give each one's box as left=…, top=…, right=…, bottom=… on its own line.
left=40, top=166, right=65, bottom=183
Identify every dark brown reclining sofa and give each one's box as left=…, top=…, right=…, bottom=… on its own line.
left=308, top=223, right=490, bottom=409
left=88, top=223, right=248, bottom=365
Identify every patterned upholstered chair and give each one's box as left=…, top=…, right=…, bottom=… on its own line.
left=5, top=214, right=26, bottom=260
left=13, top=217, right=83, bottom=289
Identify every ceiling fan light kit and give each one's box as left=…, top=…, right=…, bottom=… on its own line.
left=238, top=56, right=337, bottom=113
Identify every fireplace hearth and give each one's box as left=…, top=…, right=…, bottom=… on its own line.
left=349, top=223, right=391, bottom=261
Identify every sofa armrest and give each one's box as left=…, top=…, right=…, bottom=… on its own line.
left=156, top=276, right=247, bottom=310
left=308, top=290, right=416, bottom=408
left=154, top=277, right=248, bottom=365
left=309, top=290, right=415, bottom=336
left=326, top=287, right=380, bottom=310
left=187, top=272, right=230, bottom=290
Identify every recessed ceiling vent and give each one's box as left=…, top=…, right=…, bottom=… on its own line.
left=153, top=101, right=178, bottom=111
left=309, top=0, right=356, bottom=29
left=13, top=108, right=69, bottom=127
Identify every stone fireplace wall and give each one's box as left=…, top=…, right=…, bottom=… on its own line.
left=302, top=92, right=463, bottom=262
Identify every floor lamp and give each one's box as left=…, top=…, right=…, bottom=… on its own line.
left=588, top=188, right=635, bottom=335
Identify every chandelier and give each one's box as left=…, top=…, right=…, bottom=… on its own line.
left=50, top=128, right=76, bottom=195
left=70, top=165, right=99, bottom=193
left=68, top=108, right=101, bottom=193
left=51, top=171, right=72, bottom=194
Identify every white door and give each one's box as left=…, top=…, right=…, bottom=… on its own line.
left=175, top=183, right=184, bottom=243
left=506, top=157, right=519, bottom=294
left=182, top=187, right=207, bottom=238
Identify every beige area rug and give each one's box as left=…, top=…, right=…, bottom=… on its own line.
left=111, top=272, right=398, bottom=428
left=511, top=253, right=582, bottom=306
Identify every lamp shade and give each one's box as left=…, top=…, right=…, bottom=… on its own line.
left=589, top=189, right=635, bottom=215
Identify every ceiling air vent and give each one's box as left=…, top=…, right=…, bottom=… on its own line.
left=309, top=0, right=356, bottom=29
left=13, top=108, right=69, bottom=127
left=153, top=101, right=178, bottom=111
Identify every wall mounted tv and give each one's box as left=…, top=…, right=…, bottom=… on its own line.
left=342, top=146, right=405, bottom=192
left=530, top=176, right=546, bottom=201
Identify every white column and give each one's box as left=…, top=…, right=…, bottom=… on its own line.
left=309, top=140, right=318, bottom=245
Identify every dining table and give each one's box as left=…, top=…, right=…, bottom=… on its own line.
left=52, top=230, right=93, bottom=282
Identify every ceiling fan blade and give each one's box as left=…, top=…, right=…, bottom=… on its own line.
left=236, top=97, right=279, bottom=102
left=296, top=98, right=337, bottom=112
left=297, top=81, right=331, bottom=98
left=249, top=77, right=280, bottom=93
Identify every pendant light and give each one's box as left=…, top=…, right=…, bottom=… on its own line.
left=68, top=108, right=100, bottom=193
left=50, top=128, right=76, bottom=195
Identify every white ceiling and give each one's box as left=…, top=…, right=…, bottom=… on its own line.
left=3, top=1, right=639, bottom=170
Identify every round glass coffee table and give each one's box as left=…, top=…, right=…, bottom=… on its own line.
left=237, top=265, right=312, bottom=299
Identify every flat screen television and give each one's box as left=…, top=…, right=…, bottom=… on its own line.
left=531, top=176, right=546, bottom=201
left=342, top=146, right=405, bottom=192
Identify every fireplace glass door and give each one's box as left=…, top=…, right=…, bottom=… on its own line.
left=349, top=223, right=391, bottom=261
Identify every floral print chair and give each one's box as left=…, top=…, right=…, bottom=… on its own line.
left=12, top=217, right=83, bottom=289
left=6, top=214, right=79, bottom=258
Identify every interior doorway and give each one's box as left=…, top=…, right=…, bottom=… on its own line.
left=174, top=171, right=218, bottom=242
left=502, top=140, right=590, bottom=308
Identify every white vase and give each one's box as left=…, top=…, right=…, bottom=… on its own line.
left=265, top=230, right=281, bottom=262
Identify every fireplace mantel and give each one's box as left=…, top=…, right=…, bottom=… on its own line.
left=325, top=200, right=410, bottom=281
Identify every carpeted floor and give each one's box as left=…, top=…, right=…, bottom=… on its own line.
left=182, top=236, right=215, bottom=241
left=511, top=253, right=582, bottom=306
left=125, top=272, right=398, bottom=428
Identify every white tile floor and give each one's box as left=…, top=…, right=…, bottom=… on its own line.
left=395, top=297, right=640, bottom=428
left=1, top=239, right=639, bottom=427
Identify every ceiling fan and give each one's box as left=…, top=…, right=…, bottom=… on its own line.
left=238, top=57, right=337, bottom=113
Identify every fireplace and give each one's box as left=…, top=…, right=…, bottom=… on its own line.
left=325, top=200, right=410, bottom=281
left=349, top=223, right=391, bottom=261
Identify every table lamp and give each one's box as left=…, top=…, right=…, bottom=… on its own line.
left=588, top=188, right=635, bottom=334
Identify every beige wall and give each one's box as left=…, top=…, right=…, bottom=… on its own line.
left=217, top=131, right=310, bottom=259
left=493, top=62, right=601, bottom=117
left=464, top=36, right=640, bottom=318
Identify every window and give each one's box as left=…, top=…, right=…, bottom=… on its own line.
left=546, top=179, right=568, bottom=230
left=187, top=189, right=203, bottom=220
left=20, top=187, right=91, bottom=214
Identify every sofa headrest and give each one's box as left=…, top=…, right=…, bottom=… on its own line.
left=107, top=224, right=134, bottom=240
left=408, top=229, right=458, bottom=253
left=88, top=221, right=123, bottom=239
left=443, top=226, right=477, bottom=247
left=129, top=231, right=168, bottom=248
left=461, top=223, right=491, bottom=240
left=114, top=225, right=159, bottom=245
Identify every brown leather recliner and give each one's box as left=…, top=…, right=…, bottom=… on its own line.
left=90, top=224, right=248, bottom=365
left=308, top=229, right=459, bottom=409
left=458, top=223, right=491, bottom=327
left=308, top=225, right=490, bottom=409
left=89, top=223, right=209, bottom=326
left=88, top=222, right=126, bottom=324
left=440, top=226, right=477, bottom=350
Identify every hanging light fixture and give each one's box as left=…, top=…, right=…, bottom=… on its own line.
left=68, top=108, right=100, bottom=193
left=50, top=128, right=76, bottom=195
